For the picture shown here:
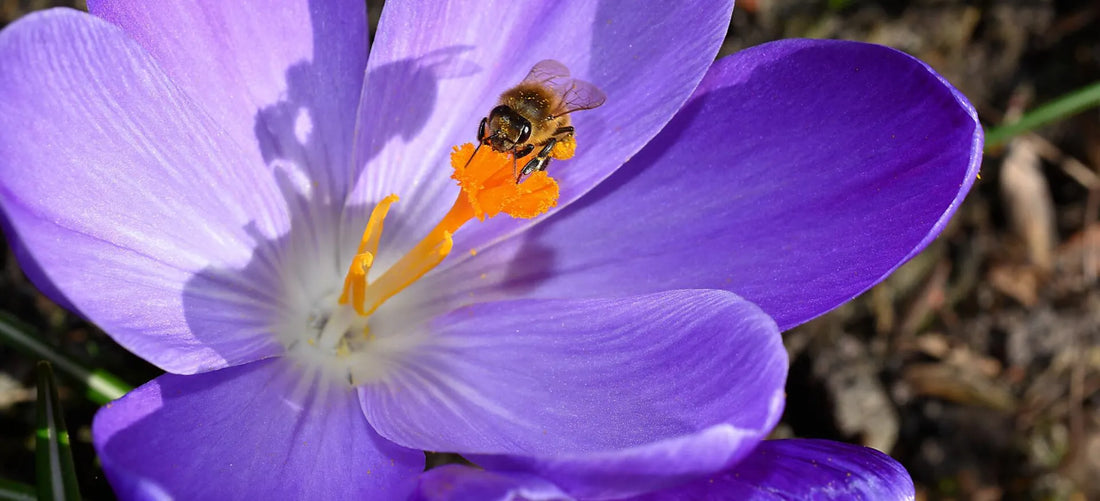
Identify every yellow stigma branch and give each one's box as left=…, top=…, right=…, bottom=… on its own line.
left=338, top=193, right=396, bottom=314
left=337, top=143, right=560, bottom=317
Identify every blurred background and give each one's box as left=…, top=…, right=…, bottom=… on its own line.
left=1, top=0, right=1098, bottom=499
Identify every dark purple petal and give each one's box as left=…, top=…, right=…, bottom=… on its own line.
left=635, top=439, right=915, bottom=500
left=94, top=358, right=424, bottom=500
left=360, top=289, right=786, bottom=499
left=424, top=39, right=983, bottom=330
left=88, top=0, right=368, bottom=205
left=469, top=424, right=782, bottom=500
left=345, top=0, right=733, bottom=272
left=0, top=10, right=291, bottom=373
left=413, top=465, right=570, bottom=501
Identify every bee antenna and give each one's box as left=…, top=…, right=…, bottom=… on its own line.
left=461, top=140, right=484, bottom=172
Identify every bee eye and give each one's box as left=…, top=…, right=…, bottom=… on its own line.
left=517, top=122, right=531, bottom=144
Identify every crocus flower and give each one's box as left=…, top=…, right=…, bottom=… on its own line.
left=0, top=0, right=980, bottom=499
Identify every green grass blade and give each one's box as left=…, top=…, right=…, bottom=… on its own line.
left=0, top=312, right=131, bottom=404
left=0, top=478, right=37, bottom=501
left=985, top=80, right=1100, bottom=150
left=35, top=362, right=82, bottom=501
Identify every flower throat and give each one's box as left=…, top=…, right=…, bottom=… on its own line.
left=314, top=143, right=560, bottom=351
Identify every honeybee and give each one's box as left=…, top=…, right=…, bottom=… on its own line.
left=475, top=59, right=606, bottom=181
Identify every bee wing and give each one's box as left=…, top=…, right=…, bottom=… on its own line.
left=522, top=59, right=607, bottom=116
left=555, top=78, right=607, bottom=115
left=521, top=59, right=572, bottom=86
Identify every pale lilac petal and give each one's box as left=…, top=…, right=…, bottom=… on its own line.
left=422, top=39, right=983, bottom=330
left=93, top=358, right=424, bottom=500
left=635, top=439, right=915, bottom=500
left=0, top=10, right=290, bottom=373
left=345, top=0, right=733, bottom=273
left=413, top=465, right=570, bottom=501
left=361, top=290, right=786, bottom=498
left=88, top=0, right=368, bottom=205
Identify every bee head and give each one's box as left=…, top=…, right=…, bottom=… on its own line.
left=485, top=105, right=532, bottom=152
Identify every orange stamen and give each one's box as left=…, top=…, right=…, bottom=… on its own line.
left=337, top=143, right=559, bottom=316
left=450, top=143, right=560, bottom=220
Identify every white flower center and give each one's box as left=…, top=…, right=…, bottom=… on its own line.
left=269, top=143, right=559, bottom=386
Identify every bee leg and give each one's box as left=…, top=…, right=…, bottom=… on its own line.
left=553, top=126, right=574, bottom=137
left=514, top=143, right=535, bottom=159
left=477, top=117, right=487, bottom=141
left=518, top=157, right=549, bottom=181
left=511, top=143, right=534, bottom=180
left=533, top=139, right=556, bottom=172
left=518, top=139, right=557, bottom=182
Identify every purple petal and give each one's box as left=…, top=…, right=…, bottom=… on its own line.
left=636, top=439, right=915, bottom=500
left=0, top=10, right=292, bottom=372
left=413, top=465, right=570, bottom=501
left=94, top=358, right=424, bottom=500
left=424, top=39, right=983, bottom=330
left=88, top=0, right=368, bottom=205
left=345, top=0, right=733, bottom=272
left=360, top=289, right=786, bottom=499
left=470, top=424, right=785, bottom=500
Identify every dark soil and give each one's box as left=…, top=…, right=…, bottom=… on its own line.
left=2, top=1, right=1098, bottom=499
